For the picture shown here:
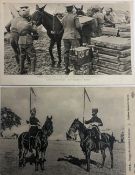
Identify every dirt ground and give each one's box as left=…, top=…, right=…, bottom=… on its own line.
left=0, top=139, right=126, bottom=175
left=4, top=32, right=75, bottom=75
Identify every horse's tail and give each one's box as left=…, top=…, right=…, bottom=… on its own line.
left=101, top=133, right=115, bottom=150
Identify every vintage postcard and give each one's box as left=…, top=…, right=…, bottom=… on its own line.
left=0, top=86, right=135, bottom=175
left=0, top=0, right=134, bottom=85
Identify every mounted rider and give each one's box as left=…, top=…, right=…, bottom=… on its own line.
left=85, top=108, right=103, bottom=152
left=26, top=107, right=40, bottom=151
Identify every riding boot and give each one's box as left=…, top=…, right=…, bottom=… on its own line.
left=30, top=56, right=37, bottom=74
left=65, top=66, right=70, bottom=75
left=20, top=56, right=25, bottom=74
left=15, top=54, right=20, bottom=65
left=64, top=55, right=70, bottom=75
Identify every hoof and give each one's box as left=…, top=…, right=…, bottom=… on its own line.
left=65, top=69, right=70, bottom=75
left=57, top=63, right=61, bottom=68
left=51, top=61, right=56, bottom=67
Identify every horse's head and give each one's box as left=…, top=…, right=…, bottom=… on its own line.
left=74, top=5, right=85, bottom=16
left=42, top=115, right=53, bottom=137
left=31, top=4, right=47, bottom=26
left=66, top=118, right=81, bottom=140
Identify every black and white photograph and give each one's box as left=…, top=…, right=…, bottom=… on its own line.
left=1, top=87, right=134, bottom=175
left=3, top=2, right=132, bottom=75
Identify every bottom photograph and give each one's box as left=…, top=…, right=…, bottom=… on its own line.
left=0, top=87, right=134, bottom=175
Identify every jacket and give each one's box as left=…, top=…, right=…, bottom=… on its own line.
left=62, top=13, right=81, bottom=39
left=85, top=115, right=103, bottom=126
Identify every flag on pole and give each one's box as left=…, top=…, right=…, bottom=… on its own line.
left=30, top=87, right=36, bottom=113
left=30, top=87, right=36, bottom=97
left=84, top=88, right=91, bottom=103
left=83, top=88, right=91, bottom=124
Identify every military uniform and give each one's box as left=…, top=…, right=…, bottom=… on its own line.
left=18, top=22, right=38, bottom=74
left=93, top=11, right=105, bottom=36
left=27, top=108, right=40, bottom=151
left=5, top=5, right=32, bottom=66
left=104, top=10, right=115, bottom=28
left=62, top=5, right=82, bottom=74
left=85, top=108, right=103, bottom=152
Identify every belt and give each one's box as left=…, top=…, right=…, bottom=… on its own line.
left=30, top=124, right=38, bottom=127
left=20, top=30, right=31, bottom=36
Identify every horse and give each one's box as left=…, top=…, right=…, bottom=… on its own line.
left=31, top=4, right=64, bottom=68
left=74, top=5, right=86, bottom=16
left=18, top=116, right=53, bottom=171
left=74, top=5, right=97, bottom=45
left=66, top=118, right=116, bottom=172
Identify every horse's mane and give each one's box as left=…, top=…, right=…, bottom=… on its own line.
left=42, top=11, right=63, bottom=31
left=77, top=120, right=88, bottom=135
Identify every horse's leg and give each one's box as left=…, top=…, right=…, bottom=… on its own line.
left=40, top=151, right=45, bottom=170
left=86, top=151, right=90, bottom=172
left=101, top=149, right=106, bottom=168
left=22, top=149, right=28, bottom=167
left=109, top=149, right=113, bottom=168
left=19, top=148, right=23, bottom=167
left=10, top=39, right=20, bottom=65
left=57, top=40, right=62, bottom=67
left=49, top=39, right=56, bottom=67
left=35, top=149, right=39, bottom=171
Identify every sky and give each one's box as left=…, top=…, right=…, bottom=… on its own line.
left=3, top=2, right=131, bottom=26
left=1, top=87, right=132, bottom=140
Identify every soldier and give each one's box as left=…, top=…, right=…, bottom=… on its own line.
left=26, top=107, right=40, bottom=152
left=62, top=4, right=82, bottom=74
left=104, top=8, right=115, bottom=28
left=92, top=7, right=105, bottom=37
left=85, top=108, right=103, bottom=152
left=5, top=6, right=32, bottom=70
left=17, top=6, right=39, bottom=74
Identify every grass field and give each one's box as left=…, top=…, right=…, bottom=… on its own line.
left=0, top=139, right=126, bottom=175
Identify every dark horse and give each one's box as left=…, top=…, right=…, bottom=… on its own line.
left=18, top=116, right=53, bottom=171
left=31, top=4, right=64, bottom=67
left=66, top=118, right=116, bottom=172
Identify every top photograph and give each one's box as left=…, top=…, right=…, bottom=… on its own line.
left=3, top=2, right=132, bottom=75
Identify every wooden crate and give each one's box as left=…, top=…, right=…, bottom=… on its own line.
left=91, top=36, right=131, bottom=50
left=70, top=47, right=92, bottom=66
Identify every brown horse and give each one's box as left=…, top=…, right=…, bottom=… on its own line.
left=31, top=4, right=64, bottom=67
left=67, top=118, right=116, bottom=172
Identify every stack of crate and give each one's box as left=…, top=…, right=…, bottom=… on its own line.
left=91, top=36, right=131, bottom=75
left=116, top=23, right=131, bottom=38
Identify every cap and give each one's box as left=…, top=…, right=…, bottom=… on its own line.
left=92, top=108, right=98, bottom=113
left=65, top=4, right=74, bottom=8
left=16, top=5, right=29, bottom=12
left=20, top=6, right=29, bottom=9
left=106, top=8, right=111, bottom=12
left=30, top=107, right=36, bottom=114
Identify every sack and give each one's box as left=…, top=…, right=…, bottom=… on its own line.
left=18, top=36, right=27, bottom=45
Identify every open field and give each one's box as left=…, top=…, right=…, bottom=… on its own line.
left=0, top=139, right=126, bottom=175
